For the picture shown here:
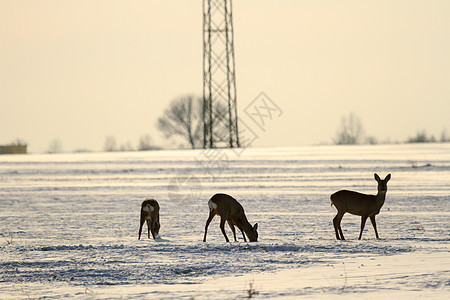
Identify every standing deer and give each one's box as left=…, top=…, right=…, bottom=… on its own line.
left=331, top=173, right=391, bottom=240
left=203, top=193, right=258, bottom=242
left=138, top=198, right=160, bottom=240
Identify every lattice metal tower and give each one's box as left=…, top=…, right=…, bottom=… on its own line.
left=202, top=0, right=239, bottom=148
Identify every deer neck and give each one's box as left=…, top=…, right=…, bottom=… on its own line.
left=375, top=191, right=387, bottom=208
left=240, top=217, right=254, bottom=235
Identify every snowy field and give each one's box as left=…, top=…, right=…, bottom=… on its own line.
left=0, top=144, right=449, bottom=299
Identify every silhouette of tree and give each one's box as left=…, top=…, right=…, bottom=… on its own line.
left=407, top=130, right=436, bottom=143
left=138, top=134, right=159, bottom=151
left=158, top=95, right=203, bottom=149
left=334, top=113, right=364, bottom=145
left=440, top=129, right=450, bottom=143
left=104, top=136, right=117, bottom=152
left=47, top=139, right=63, bottom=153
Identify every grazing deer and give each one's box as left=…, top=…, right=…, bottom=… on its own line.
left=138, top=198, right=160, bottom=240
left=331, top=173, right=391, bottom=240
left=203, top=193, right=258, bottom=242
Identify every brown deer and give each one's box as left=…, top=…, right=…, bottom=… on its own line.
left=138, top=198, right=160, bottom=240
left=203, top=193, right=258, bottom=242
left=331, top=173, right=391, bottom=240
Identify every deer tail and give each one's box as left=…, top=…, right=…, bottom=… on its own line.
left=208, top=200, right=217, bottom=210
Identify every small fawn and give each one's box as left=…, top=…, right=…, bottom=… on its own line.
left=203, top=193, right=258, bottom=242
left=138, top=198, right=160, bottom=240
left=331, top=173, right=391, bottom=240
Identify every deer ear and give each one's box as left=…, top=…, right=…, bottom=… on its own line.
left=374, top=173, right=381, bottom=182
left=385, top=173, right=391, bottom=182
left=253, top=223, right=258, bottom=231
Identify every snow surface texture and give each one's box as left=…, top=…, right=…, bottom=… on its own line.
left=0, top=144, right=449, bottom=299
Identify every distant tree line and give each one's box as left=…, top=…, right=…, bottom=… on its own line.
left=103, top=134, right=160, bottom=152
left=406, top=129, right=450, bottom=143
left=334, top=112, right=450, bottom=145
left=157, top=99, right=450, bottom=148
left=9, top=102, right=449, bottom=154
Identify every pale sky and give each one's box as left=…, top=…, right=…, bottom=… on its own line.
left=1, top=0, right=449, bottom=153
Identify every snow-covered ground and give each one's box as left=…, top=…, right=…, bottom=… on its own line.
left=1, top=144, right=449, bottom=299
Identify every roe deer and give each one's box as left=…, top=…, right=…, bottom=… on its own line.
left=331, top=173, right=391, bottom=240
left=203, top=193, right=258, bottom=242
left=138, top=198, right=160, bottom=240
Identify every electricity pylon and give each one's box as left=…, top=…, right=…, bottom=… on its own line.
left=202, top=0, right=239, bottom=148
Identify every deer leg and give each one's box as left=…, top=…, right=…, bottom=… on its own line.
left=219, top=216, right=230, bottom=242
left=138, top=218, right=145, bottom=240
left=333, top=212, right=345, bottom=240
left=234, top=218, right=247, bottom=242
left=333, top=214, right=340, bottom=240
left=227, top=220, right=237, bottom=242
left=236, top=223, right=247, bottom=242
left=370, top=216, right=380, bottom=239
left=155, top=214, right=160, bottom=235
left=203, top=210, right=215, bottom=242
left=151, top=215, right=160, bottom=239
left=241, top=229, right=247, bottom=242
left=146, top=219, right=151, bottom=239
left=149, top=219, right=157, bottom=239
left=359, top=216, right=368, bottom=240
left=338, top=214, right=345, bottom=240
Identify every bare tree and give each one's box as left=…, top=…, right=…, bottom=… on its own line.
left=104, top=136, right=117, bottom=152
left=441, top=129, right=450, bottom=143
left=47, top=139, right=63, bottom=154
left=119, top=141, right=134, bottom=152
left=138, top=134, right=159, bottom=151
left=334, top=113, right=364, bottom=145
left=407, top=130, right=436, bottom=143
left=158, top=95, right=203, bottom=149
left=11, top=138, right=27, bottom=146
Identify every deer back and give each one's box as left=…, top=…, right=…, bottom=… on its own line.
left=141, top=198, right=160, bottom=219
left=331, top=190, right=378, bottom=216
left=209, top=193, right=245, bottom=219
